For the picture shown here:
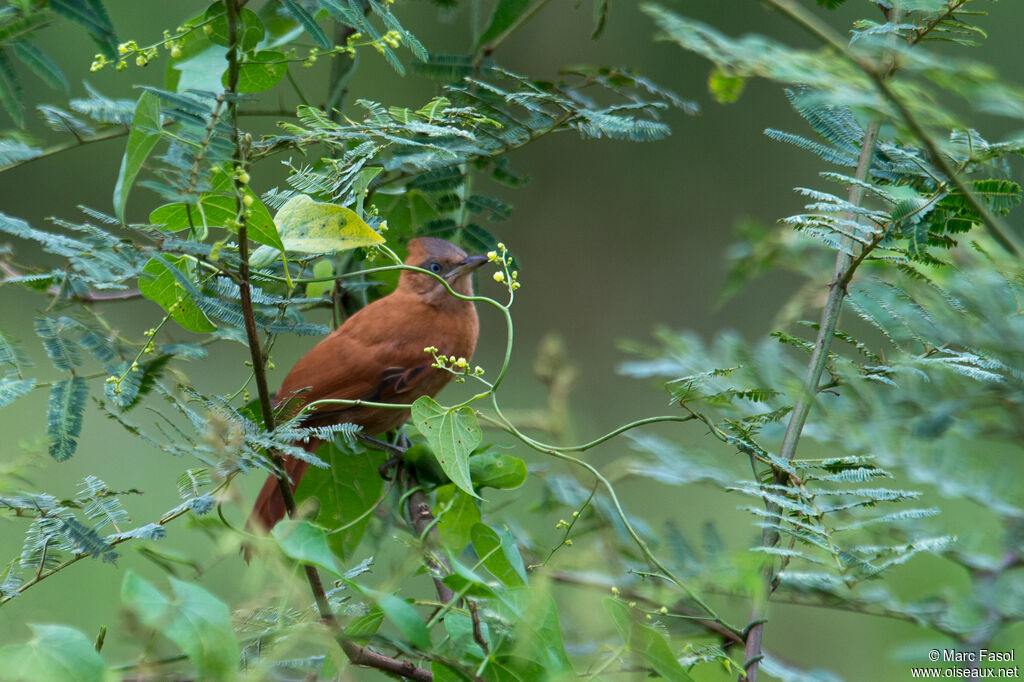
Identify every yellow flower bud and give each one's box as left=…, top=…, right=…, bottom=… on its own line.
left=237, top=170, right=250, bottom=185
left=659, top=606, right=668, bottom=615
left=203, top=24, right=213, bottom=35
left=493, top=271, right=505, bottom=283
left=242, top=194, right=254, bottom=207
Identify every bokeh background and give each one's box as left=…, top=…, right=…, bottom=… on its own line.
left=2, top=1, right=1023, bottom=679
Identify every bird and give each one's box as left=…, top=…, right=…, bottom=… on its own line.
left=248, top=237, right=488, bottom=531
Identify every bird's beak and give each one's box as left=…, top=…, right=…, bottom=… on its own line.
left=447, top=255, right=489, bottom=281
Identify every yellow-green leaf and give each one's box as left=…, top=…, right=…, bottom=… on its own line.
left=250, top=194, right=384, bottom=267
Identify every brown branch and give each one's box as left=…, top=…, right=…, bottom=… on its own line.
left=223, top=3, right=430, bottom=679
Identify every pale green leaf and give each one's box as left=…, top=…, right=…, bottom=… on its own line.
left=114, top=91, right=161, bottom=223
left=272, top=519, right=343, bottom=575
left=0, top=624, right=106, bottom=682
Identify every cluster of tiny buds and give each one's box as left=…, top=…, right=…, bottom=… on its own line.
left=424, top=347, right=484, bottom=383
left=373, top=30, right=403, bottom=54
left=608, top=586, right=669, bottom=618
left=92, top=24, right=195, bottom=72
left=487, top=243, right=520, bottom=291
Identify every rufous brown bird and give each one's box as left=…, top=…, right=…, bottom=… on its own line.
left=249, top=237, right=488, bottom=530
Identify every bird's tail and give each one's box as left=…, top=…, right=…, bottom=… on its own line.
left=248, top=439, right=319, bottom=532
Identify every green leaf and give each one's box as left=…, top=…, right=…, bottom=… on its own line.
left=225, top=50, right=287, bottom=94
left=345, top=582, right=431, bottom=650
left=305, top=259, right=334, bottom=299
left=204, top=4, right=265, bottom=52
left=122, top=572, right=239, bottom=680
left=433, top=661, right=474, bottom=682
left=491, top=589, right=574, bottom=677
left=605, top=598, right=694, bottom=682
left=0, top=48, right=24, bottom=128
left=250, top=194, right=384, bottom=267
left=138, top=257, right=217, bottom=333
left=411, top=396, right=482, bottom=499
left=114, top=91, right=161, bottom=223
left=11, top=41, right=68, bottom=92
left=272, top=519, right=343, bottom=575
left=471, top=451, right=527, bottom=490
left=281, top=0, right=331, bottom=48
left=150, top=183, right=280, bottom=249
left=0, top=624, right=106, bottom=682
left=471, top=523, right=527, bottom=586
left=150, top=195, right=235, bottom=234
left=296, top=440, right=386, bottom=560
left=0, top=376, right=35, bottom=407
left=435, top=484, right=481, bottom=552
left=49, top=0, right=118, bottom=58
left=476, top=0, right=530, bottom=48
left=443, top=612, right=490, bottom=659
left=47, top=377, right=87, bottom=461
left=345, top=606, right=384, bottom=639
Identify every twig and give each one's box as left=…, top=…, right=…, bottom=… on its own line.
left=468, top=600, right=490, bottom=655
left=404, top=467, right=457, bottom=605
left=0, top=127, right=129, bottom=174
left=223, top=3, right=431, bottom=679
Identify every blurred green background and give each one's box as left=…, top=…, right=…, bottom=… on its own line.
left=2, top=1, right=1023, bottom=679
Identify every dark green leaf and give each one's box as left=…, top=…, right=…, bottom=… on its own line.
left=296, top=440, right=386, bottom=560
left=435, top=484, right=481, bottom=552
left=225, top=50, right=287, bottom=94
left=204, top=5, right=265, bottom=52
left=11, top=41, right=68, bottom=92
left=476, top=0, right=530, bottom=48
left=49, top=0, right=118, bottom=57
left=281, top=0, right=331, bottom=48
left=471, top=451, right=527, bottom=490
left=47, top=377, right=87, bottom=461
left=471, top=523, right=527, bottom=586
left=0, top=48, right=24, bottom=128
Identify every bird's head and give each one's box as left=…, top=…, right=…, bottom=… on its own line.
left=399, top=237, right=488, bottom=302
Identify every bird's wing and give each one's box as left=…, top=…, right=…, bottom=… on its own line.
left=275, top=297, right=443, bottom=421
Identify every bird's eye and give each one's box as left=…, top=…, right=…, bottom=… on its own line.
left=429, top=262, right=443, bottom=274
